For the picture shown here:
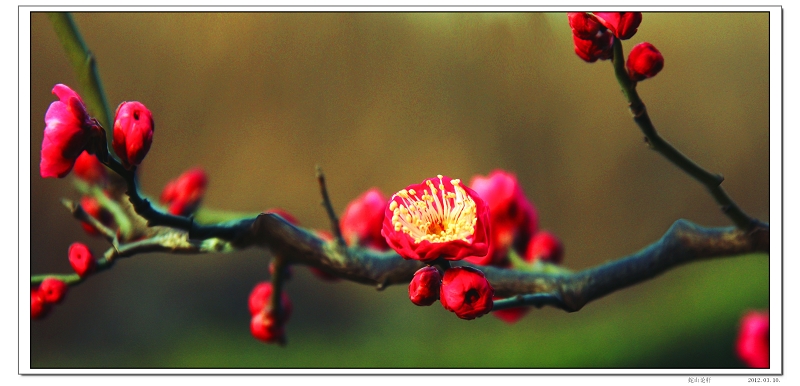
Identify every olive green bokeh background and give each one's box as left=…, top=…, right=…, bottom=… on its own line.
left=29, top=12, right=770, bottom=368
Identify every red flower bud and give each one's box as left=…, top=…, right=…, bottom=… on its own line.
left=341, top=188, right=390, bottom=251
left=39, top=278, right=68, bottom=304
left=593, top=12, right=642, bottom=40
left=160, top=168, right=208, bottom=216
left=40, top=84, right=95, bottom=178
left=492, top=300, right=529, bottom=324
left=382, top=175, right=490, bottom=263
left=440, top=267, right=494, bottom=320
left=68, top=242, right=96, bottom=277
left=250, top=312, right=284, bottom=344
left=79, top=196, right=114, bottom=237
left=73, top=151, right=107, bottom=185
left=247, top=282, right=293, bottom=321
left=31, top=288, right=50, bottom=319
left=567, top=12, right=602, bottom=40
left=626, top=42, right=664, bottom=82
left=408, top=266, right=441, bottom=306
left=112, top=101, right=154, bottom=169
left=468, top=170, right=538, bottom=266
left=736, top=311, right=769, bottom=368
left=572, top=30, right=614, bottom=63
left=525, top=231, right=564, bottom=264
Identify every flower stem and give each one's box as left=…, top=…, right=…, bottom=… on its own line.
left=48, top=12, right=112, bottom=131
left=270, top=255, right=288, bottom=346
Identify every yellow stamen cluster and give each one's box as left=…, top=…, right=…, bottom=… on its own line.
left=390, top=175, right=478, bottom=244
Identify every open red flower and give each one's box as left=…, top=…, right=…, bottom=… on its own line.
left=341, top=188, right=390, bottom=251
left=160, top=168, right=208, bottom=216
left=736, top=311, right=769, bottom=368
left=73, top=151, right=107, bottom=185
left=408, top=266, right=441, bottom=306
left=440, top=267, right=494, bottom=320
left=468, top=170, right=538, bottom=266
left=593, top=12, right=642, bottom=40
left=627, top=42, right=664, bottom=82
left=525, top=231, right=564, bottom=264
left=68, top=242, right=96, bottom=277
left=112, top=101, right=154, bottom=169
left=41, top=84, right=96, bottom=178
left=382, top=175, right=490, bottom=263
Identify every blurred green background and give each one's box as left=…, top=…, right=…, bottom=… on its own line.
left=29, top=12, right=770, bottom=369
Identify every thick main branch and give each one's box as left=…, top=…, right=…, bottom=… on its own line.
left=245, top=214, right=769, bottom=311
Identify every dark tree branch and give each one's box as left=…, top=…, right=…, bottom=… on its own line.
left=58, top=147, right=774, bottom=312
left=246, top=214, right=426, bottom=288
left=40, top=184, right=769, bottom=315
left=610, top=39, right=759, bottom=231
left=486, top=219, right=769, bottom=311
left=245, top=214, right=769, bottom=311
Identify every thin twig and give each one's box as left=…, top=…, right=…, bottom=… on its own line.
left=610, top=39, right=759, bottom=231
left=62, top=198, right=118, bottom=246
left=31, top=227, right=238, bottom=286
left=315, top=165, right=347, bottom=249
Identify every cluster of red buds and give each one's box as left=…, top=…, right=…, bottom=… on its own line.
left=736, top=311, right=769, bottom=368
left=328, top=172, right=563, bottom=322
left=31, top=243, right=97, bottom=319
left=40, top=84, right=154, bottom=179
left=35, top=84, right=216, bottom=320
left=467, top=170, right=563, bottom=323
left=381, top=175, right=494, bottom=320
left=568, top=12, right=663, bottom=82
left=31, top=278, right=67, bottom=320
left=248, top=282, right=293, bottom=344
